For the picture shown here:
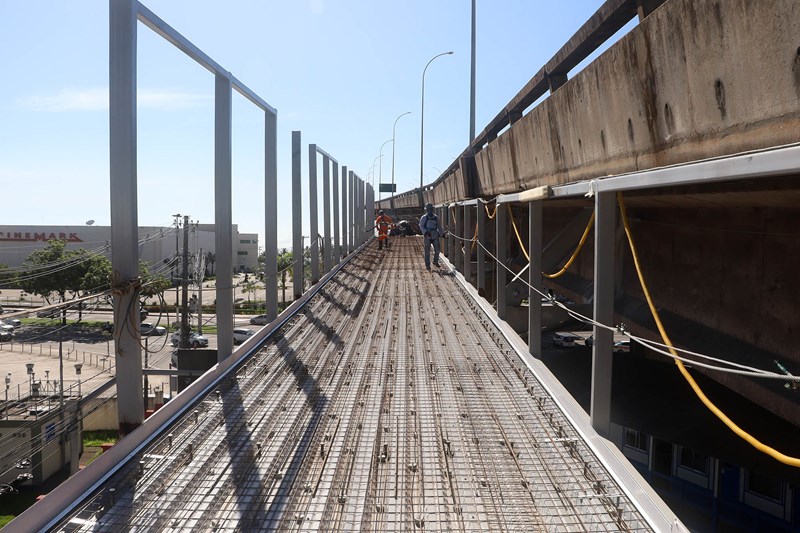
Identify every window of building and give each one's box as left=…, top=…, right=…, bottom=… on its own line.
left=240, top=239, right=251, bottom=244
left=624, top=428, right=648, bottom=452
left=237, top=251, right=248, bottom=256
left=676, top=446, right=712, bottom=489
left=679, top=447, right=709, bottom=474
left=746, top=471, right=783, bottom=502
left=743, top=470, right=787, bottom=519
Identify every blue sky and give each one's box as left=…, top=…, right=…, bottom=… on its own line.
left=0, top=0, right=635, bottom=249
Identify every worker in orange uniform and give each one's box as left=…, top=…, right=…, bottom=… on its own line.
left=375, top=210, right=394, bottom=250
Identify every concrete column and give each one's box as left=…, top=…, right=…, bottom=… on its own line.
left=109, top=0, right=143, bottom=433
left=264, top=111, right=278, bottom=321
left=496, top=202, right=507, bottom=320
left=308, top=145, right=319, bottom=284
left=591, top=191, right=615, bottom=437
left=477, top=202, right=486, bottom=295
left=332, top=160, right=340, bottom=263
left=214, top=73, right=234, bottom=361
left=341, top=165, right=348, bottom=258
left=463, top=204, right=472, bottom=285
left=454, top=204, right=463, bottom=273
left=322, top=155, right=332, bottom=273
left=528, top=200, right=543, bottom=357
left=292, top=131, right=303, bottom=300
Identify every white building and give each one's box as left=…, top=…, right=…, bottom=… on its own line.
left=0, top=224, right=258, bottom=274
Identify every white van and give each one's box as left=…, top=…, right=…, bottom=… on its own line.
left=553, top=332, right=580, bottom=347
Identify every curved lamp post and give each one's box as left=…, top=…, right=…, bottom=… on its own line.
left=378, top=138, right=393, bottom=201
left=390, top=111, right=411, bottom=211
left=419, top=51, right=453, bottom=189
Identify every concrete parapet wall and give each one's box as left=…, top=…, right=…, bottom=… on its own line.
left=440, top=0, right=800, bottom=202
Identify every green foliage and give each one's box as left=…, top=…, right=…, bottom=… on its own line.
left=240, top=280, right=258, bottom=304
left=82, top=429, right=119, bottom=447
left=139, top=261, right=171, bottom=299
left=0, top=262, right=16, bottom=288
left=19, top=240, right=111, bottom=304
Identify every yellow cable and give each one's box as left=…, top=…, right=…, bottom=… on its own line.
left=507, top=204, right=530, bottom=261
left=470, top=222, right=478, bottom=253
left=543, top=212, right=595, bottom=279
left=617, top=192, right=800, bottom=468
left=485, top=202, right=498, bottom=219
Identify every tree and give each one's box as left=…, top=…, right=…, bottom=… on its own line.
left=205, top=251, right=216, bottom=276
left=139, top=261, right=171, bottom=301
left=0, top=263, right=16, bottom=288
left=19, top=240, right=112, bottom=320
left=240, top=280, right=258, bottom=305
left=276, top=248, right=293, bottom=307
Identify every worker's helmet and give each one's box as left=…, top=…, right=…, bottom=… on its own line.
left=379, top=210, right=384, bottom=215
left=425, top=203, right=433, bottom=210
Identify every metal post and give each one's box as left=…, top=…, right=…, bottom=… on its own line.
left=477, top=202, right=486, bottom=294
left=292, top=131, right=303, bottom=300
left=367, top=184, right=375, bottom=241
left=109, top=0, right=143, bottom=433
left=308, top=144, right=319, bottom=284
left=470, top=0, right=477, bottom=143
left=341, top=165, right=348, bottom=258
left=441, top=207, right=449, bottom=257
left=528, top=200, right=543, bottom=357
left=359, top=178, right=365, bottom=244
left=322, top=155, right=332, bottom=273
left=591, top=191, right=615, bottom=437
left=454, top=205, right=463, bottom=272
left=496, top=202, right=507, bottom=320
left=214, top=73, right=234, bottom=361
left=180, top=215, right=190, bottom=348
left=332, top=160, right=340, bottom=264
left=264, top=110, right=278, bottom=321
left=463, top=204, right=472, bottom=284
left=349, top=171, right=355, bottom=252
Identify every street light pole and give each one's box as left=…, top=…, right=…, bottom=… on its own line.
left=378, top=138, right=392, bottom=202
left=420, top=51, right=454, bottom=189
left=391, top=111, right=411, bottom=212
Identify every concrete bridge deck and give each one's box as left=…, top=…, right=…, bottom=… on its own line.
left=33, top=239, right=679, bottom=532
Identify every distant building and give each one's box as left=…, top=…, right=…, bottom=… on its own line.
left=0, top=224, right=258, bottom=274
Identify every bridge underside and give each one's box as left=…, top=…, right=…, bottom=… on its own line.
left=51, top=239, right=671, bottom=532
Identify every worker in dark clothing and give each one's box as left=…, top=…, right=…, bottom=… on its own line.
left=419, top=203, right=441, bottom=270
left=375, top=210, right=394, bottom=250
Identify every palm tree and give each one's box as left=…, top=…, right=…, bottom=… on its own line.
left=276, top=248, right=293, bottom=307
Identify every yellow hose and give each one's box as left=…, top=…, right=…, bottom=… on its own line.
left=617, top=192, right=800, bottom=468
left=543, top=212, right=595, bottom=279
left=507, top=204, right=530, bottom=261
left=485, top=202, right=498, bottom=219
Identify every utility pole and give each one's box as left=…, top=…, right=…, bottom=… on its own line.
left=197, top=247, right=204, bottom=334
left=172, top=214, right=181, bottom=307
left=179, top=215, right=190, bottom=349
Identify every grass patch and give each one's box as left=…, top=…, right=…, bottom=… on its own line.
left=0, top=515, right=15, bottom=528
left=82, top=429, right=119, bottom=448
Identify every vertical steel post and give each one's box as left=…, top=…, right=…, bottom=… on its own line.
left=591, top=191, right=615, bottom=437
left=264, top=111, right=278, bottom=321
left=359, top=178, right=366, bottom=244
left=332, top=160, right=340, bottom=264
left=214, top=73, right=234, bottom=361
left=528, top=200, right=543, bottom=357
left=463, top=204, right=472, bottom=284
left=454, top=204, right=463, bottom=272
left=477, top=202, right=486, bottom=294
left=349, top=170, right=355, bottom=252
left=442, top=206, right=450, bottom=257
left=341, top=165, right=348, bottom=258
left=109, top=0, right=143, bottom=433
left=308, top=145, right=319, bottom=284
left=322, top=155, right=332, bottom=273
left=496, top=202, right=507, bottom=320
left=367, top=184, right=375, bottom=241
left=292, top=131, right=303, bottom=300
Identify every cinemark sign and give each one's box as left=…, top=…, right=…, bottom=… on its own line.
left=0, top=232, right=83, bottom=243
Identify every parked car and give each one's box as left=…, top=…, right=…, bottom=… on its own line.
left=36, top=308, right=61, bottom=318
left=140, top=322, right=167, bottom=336
left=4, top=318, right=21, bottom=327
left=552, top=332, right=581, bottom=348
left=249, top=315, right=268, bottom=325
left=0, top=323, right=14, bottom=333
left=0, top=330, right=12, bottom=342
left=233, top=328, right=255, bottom=345
left=171, top=331, right=209, bottom=348
left=613, top=340, right=631, bottom=353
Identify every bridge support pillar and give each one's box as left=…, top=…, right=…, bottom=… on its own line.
left=477, top=201, right=486, bottom=296
left=591, top=191, right=616, bottom=437
left=528, top=200, right=543, bottom=357
left=348, top=170, right=354, bottom=253
left=341, top=165, right=348, bottom=259
left=214, top=73, right=234, bottom=361
left=264, top=111, right=278, bottom=321
left=454, top=204, right=463, bottom=273
left=309, top=145, right=319, bottom=284
left=496, top=202, right=507, bottom=320
left=462, top=202, right=468, bottom=283
left=109, top=0, right=143, bottom=433
left=322, top=155, right=332, bottom=274
left=332, top=161, right=340, bottom=263
left=292, top=131, right=304, bottom=300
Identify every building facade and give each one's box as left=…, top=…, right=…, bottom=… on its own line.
left=0, top=225, right=258, bottom=274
